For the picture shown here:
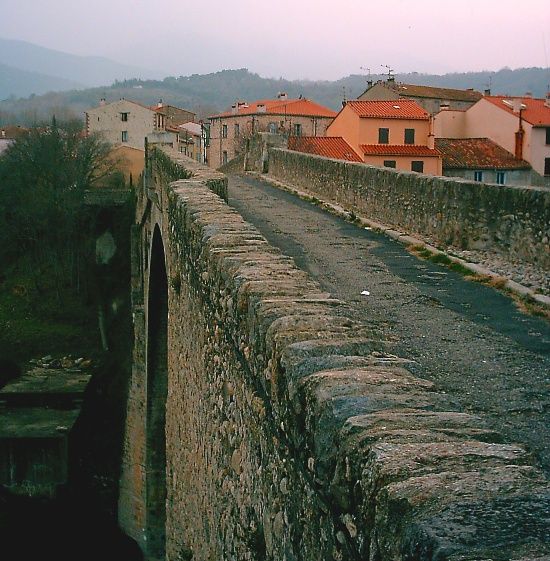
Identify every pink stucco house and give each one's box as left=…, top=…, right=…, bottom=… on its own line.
left=435, top=94, right=550, bottom=179
left=326, top=100, right=442, bottom=175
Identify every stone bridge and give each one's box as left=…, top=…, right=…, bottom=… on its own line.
left=118, top=148, right=549, bottom=561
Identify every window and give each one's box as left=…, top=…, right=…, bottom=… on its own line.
left=474, top=171, right=483, bottom=182
left=383, top=160, right=396, bottom=168
left=234, top=123, right=240, bottom=137
left=404, top=128, right=415, bottom=144
left=222, top=151, right=228, bottom=165
left=121, top=112, right=128, bottom=122
left=544, top=157, right=550, bottom=176
left=222, top=124, right=228, bottom=138
left=496, top=171, right=506, bottom=185
left=411, top=161, right=424, bottom=173
left=293, top=123, right=302, bottom=136
left=121, top=131, right=128, bottom=143
left=268, top=122, right=277, bottom=134
left=546, top=128, right=550, bottom=145
left=379, top=128, right=389, bottom=144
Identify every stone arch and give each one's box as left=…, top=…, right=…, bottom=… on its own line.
left=146, top=224, right=168, bottom=559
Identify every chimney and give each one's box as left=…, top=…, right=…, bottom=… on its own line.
left=428, top=115, right=435, bottom=149
left=484, top=88, right=491, bottom=96
left=277, top=92, right=288, bottom=100
left=524, top=92, right=532, bottom=98
left=515, top=128, right=524, bottom=160
left=99, top=98, right=106, bottom=106
left=231, top=104, right=238, bottom=115
left=157, top=98, right=163, bottom=108
left=545, top=92, right=550, bottom=108
left=257, top=103, right=266, bottom=113
left=515, top=101, right=525, bottom=160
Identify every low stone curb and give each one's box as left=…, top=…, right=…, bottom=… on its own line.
left=248, top=171, right=550, bottom=310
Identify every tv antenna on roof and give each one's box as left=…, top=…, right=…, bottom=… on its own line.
left=360, top=66, right=373, bottom=88
left=484, top=74, right=493, bottom=95
left=381, top=64, right=394, bottom=81
left=360, top=66, right=371, bottom=79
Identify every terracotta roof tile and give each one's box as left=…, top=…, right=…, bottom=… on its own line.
left=435, top=138, right=531, bottom=170
left=211, top=99, right=336, bottom=119
left=288, top=136, right=362, bottom=162
left=395, top=83, right=482, bottom=102
left=360, top=144, right=440, bottom=157
left=483, top=96, right=550, bottom=127
left=346, top=100, right=430, bottom=120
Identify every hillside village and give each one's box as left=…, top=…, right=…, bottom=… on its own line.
left=25, top=75, right=545, bottom=187
left=2, top=73, right=550, bottom=561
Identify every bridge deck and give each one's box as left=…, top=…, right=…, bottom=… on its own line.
left=228, top=173, right=550, bottom=474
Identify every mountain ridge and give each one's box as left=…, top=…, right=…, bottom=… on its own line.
left=0, top=38, right=165, bottom=90
left=0, top=63, right=85, bottom=100
left=1, top=63, right=549, bottom=125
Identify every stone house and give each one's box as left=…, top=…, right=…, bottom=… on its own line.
left=326, top=100, right=442, bottom=174
left=0, top=125, right=28, bottom=155
left=153, top=101, right=195, bottom=129
left=435, top=137, right=532, bottom=185
left=435, top=94, right=550, bottom=179
left=86, top=99, right=195, bottom=151
left=207, top=93, right=336, bottom=168
left=358, top=78, right=482, bottom=114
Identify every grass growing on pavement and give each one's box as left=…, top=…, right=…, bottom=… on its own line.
left=408, top=245, right=478, bottom=277
left=407, top=244, right=549, bottom=321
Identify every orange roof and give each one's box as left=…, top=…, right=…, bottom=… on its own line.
left=210, top=98, right=336, bottom=119
left=483, top=96, right=550, bottom=127
left=360, top=144, right=440, bottom=157
left=435, top=138, right=531, bottom=170
left=391, top=83, right=482, bottom=102
left=288, top=136, right=362, bottom=162
left=346, top=100, right=430, bottom=120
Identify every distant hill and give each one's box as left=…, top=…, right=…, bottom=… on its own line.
left=0, top=63, right=85, bottom=100
left=0, top=38, right=164, bottom=93
left=1, top=67, right=549, bottom=126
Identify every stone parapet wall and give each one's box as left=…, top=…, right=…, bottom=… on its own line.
left=120, top=152, right=550, bottom=560
left=268, top=148, right=550, bottom=269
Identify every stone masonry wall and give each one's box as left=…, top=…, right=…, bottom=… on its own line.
left=120, top=150, right=550, bottom=560
left=268, top=148, right=550, bottom=269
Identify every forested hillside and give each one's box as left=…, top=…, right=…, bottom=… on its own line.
left=1, top=66, right=549, bottom=125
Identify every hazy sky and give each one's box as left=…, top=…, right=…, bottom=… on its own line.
left=1, top=0, right=549, bottom=80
